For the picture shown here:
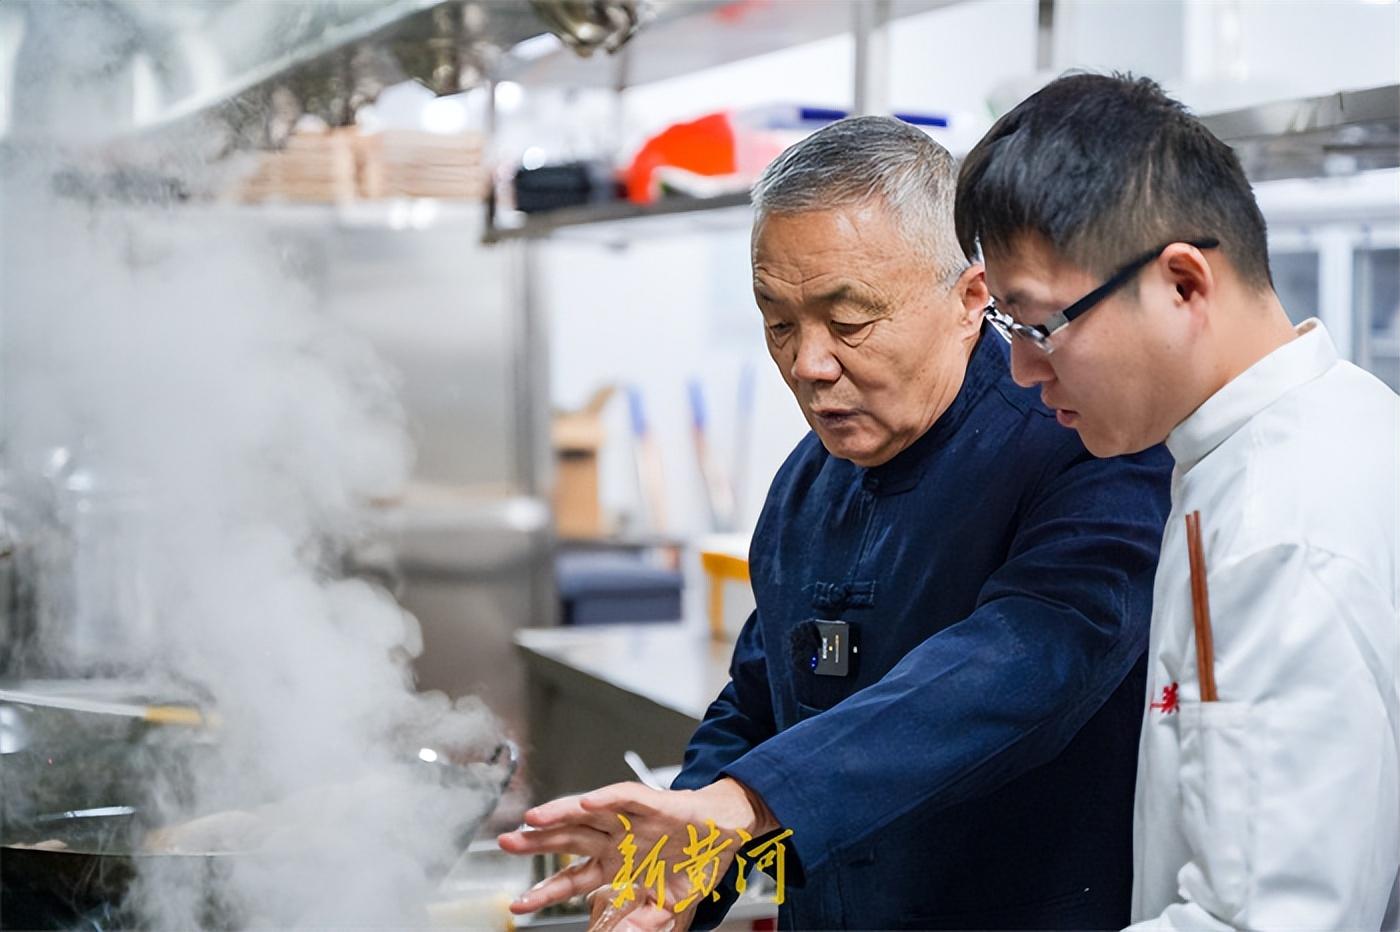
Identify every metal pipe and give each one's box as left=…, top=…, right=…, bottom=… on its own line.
left=851, top=0, right=891, bottom=117
left=1036, top=0, right=1055, bottom=72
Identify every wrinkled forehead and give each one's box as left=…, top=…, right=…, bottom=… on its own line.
left=751, top=200, right=914, bottom=252
left=750, top=204, right=932, bottom=289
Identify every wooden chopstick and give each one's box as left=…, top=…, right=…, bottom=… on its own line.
left=1184, top=511, right=1219, bottom=702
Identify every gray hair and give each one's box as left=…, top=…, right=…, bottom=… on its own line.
left=751, top=115, right=970, bottom=283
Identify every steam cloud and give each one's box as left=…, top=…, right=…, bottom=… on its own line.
left=1, top=2, right=503, bottom=926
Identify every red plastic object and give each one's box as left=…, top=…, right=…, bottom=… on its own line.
left=623, top=111, right=736, bottom=204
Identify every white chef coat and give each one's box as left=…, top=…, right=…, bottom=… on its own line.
left=1129, top=319, right=1400, bottom=931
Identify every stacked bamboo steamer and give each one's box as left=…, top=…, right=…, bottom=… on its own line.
left=239, top=129, right=488, bottom=203
left=358, top=130, right=489, bottom=200
left=238, top=129, right=359, bottom=203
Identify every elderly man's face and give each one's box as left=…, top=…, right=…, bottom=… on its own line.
left=753, top=204, right=984, bottom=467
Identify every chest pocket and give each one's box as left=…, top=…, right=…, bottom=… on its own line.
left=1177, top=701, right=1253, bottom=921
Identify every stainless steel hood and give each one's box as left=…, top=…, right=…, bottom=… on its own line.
left=0, top=0, right=643, bottom=148
left=1200, top=84, right=1400, bottom=182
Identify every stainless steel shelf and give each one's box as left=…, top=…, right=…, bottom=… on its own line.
left=496, top=0, right=958, bottom=89
left=210, top=198, right=491, bottom=231
left=1201, top=84, right=1400, bottom=182
left=483, top=0, right=966, bottom=244
left=484, top=191, right=752, bottom=243
left=7, top=0, right=552, bottom=147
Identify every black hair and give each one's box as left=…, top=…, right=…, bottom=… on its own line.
left=955, top=72, right=1273, bottom=290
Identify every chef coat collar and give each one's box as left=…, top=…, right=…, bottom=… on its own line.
left=860, top=324, right=1003, bottom=496
left=1167, top=318, right=1337, bottom=474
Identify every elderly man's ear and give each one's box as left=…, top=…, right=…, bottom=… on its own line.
left=954, top=264, right=991, bottom=328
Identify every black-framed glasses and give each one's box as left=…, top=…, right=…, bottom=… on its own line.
left=983, top=238, right=1220, bottom=353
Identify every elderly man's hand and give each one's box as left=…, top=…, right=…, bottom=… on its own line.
left=497, top=777, right=777, bottom=928
left=585, top=886, right=689, bottom=932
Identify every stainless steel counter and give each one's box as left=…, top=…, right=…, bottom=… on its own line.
left=514, top=623, right=734, bottom=802
left=516, top=623, right=734, bottom=721
left=508, top=625, right=778, bottom=929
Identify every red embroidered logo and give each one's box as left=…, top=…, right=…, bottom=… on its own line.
left=1150, top=682, right=1179, bottom=715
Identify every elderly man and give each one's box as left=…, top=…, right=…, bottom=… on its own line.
left=957, top=74, right=1400, bottom=930
left=501, top=117, right=1172, bottom=930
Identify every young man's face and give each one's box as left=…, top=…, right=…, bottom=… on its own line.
left=983, top=234, right=1198, bottom=457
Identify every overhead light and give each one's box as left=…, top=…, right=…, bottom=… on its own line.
left=422, top=95, right=470, bottom=134
left=494, top=81, right=524, bottom=114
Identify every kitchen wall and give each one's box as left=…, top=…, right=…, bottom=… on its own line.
left=1055, top=0, right=1399, bottom=110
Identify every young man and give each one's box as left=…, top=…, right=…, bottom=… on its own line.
left=956, top=73, right=1400, bottom=930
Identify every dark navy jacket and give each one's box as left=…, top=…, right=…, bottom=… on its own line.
left=673, top=330, right=1172, bottom=930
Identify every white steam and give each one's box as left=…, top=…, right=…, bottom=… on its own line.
left=1, top=5, right=503, bottom=928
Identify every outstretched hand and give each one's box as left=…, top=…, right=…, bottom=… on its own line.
left=497, top=778, right=777, bottom=929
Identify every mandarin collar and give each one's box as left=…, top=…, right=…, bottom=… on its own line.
left=1166, top=319, right=1338, bottom=474
left=860, top=325, right=1005, bottom=496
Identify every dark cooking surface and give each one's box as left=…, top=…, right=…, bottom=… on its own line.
left=2, top=812, right=235, bottom=930
left=0, top=742, right=517, bottom=930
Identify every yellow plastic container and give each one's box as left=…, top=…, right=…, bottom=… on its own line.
left=699, top=549, right=753, bottom=641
